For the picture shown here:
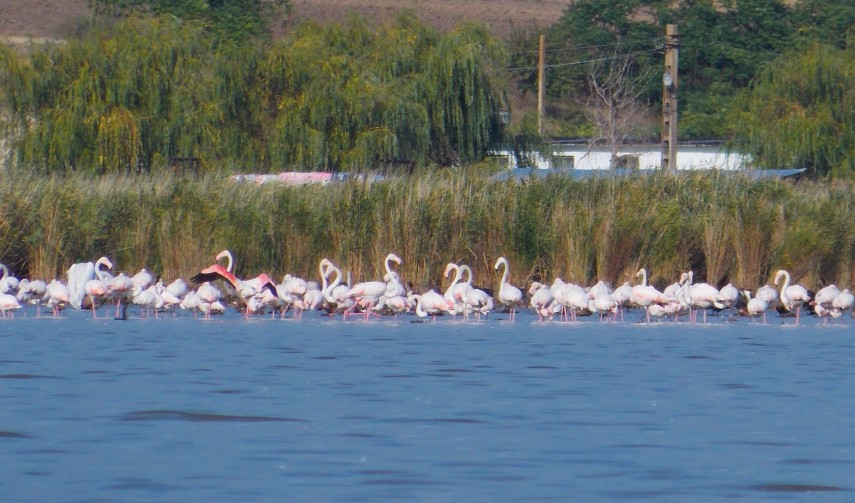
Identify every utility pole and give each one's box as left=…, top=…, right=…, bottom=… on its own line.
left=660, top=24, right=678, bottom=171
left=537, top=34, right=545, bottom=136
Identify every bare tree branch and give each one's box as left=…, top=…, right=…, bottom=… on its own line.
left=581, top=48, right=652, bottom=168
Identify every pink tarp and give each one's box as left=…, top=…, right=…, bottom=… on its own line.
left=230, top=172, right=334, bottom=186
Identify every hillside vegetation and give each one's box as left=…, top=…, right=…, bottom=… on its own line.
left=1, top=0, right=854, bottom=176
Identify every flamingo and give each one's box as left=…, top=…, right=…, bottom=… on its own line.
left=716, top=283, right=740, bottom=317
left=562, top=282, right=589, bottom=322
left=196, top=281, right=222, bottom=318
left=132, top=283, right=163, bottom=318
left=0, top=263, right=20, bottom=294
left=132, top=268, right=154, bottom=290
left=18, top=279, right=47, bottom=317
left=529, top=282, right=554, bottom=322
left=179, top=290, right=202, bottom=317
left=743, top=290, right=769, bottom=323
left=44, top=279, right=71, bottom=317
left=157, top=281, right=183, bottom=314
left=812, top=285, right=841, bottom=310
left=589, top=286, right=618, bottom=322
left=191, top=250, right=277, bottom=317
left=66, top=261, right=96, bottom=310
left=276, top=274, right=308, bottom=318
left=463, top=286, right=493, bottom=322
left=301, top=282, right=325, bottom=317
left=494, top=257, right=523, bottom=321
left=165, top=278, right=188, bottom=300
left=832, top=289, right=854, bottom=321
left=630, top=268, right=671, bottom=323
left=612, top=281, right=634, bottom=321
left=774, top=269, right=811, bottom=324
left=443, top=263, right=470, bottom=317
left=321, top=259, right=354, bottom=317
left=756, top=284, right=779, bottom=309
left=377, top=293, right=410, bottom=319
left=345, top=253, right=402, bottom=320
left=102, top=272, right=133, bottom=318
left=682, top=271, right=721, bottom=323
left=84, top=257, right=113, bottom=318
left=410, top=290, right=452, bottom=320
left=811, top=285, right=844, bottom=324
left=0, top=292, right=21, bottom=318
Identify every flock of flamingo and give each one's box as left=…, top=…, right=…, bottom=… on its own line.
left=0, top=250, right=853, bottom=325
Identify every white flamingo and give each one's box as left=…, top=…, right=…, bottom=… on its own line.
left=44, top=279, right=71, bottom=317
left=529, top=281, right=554, bottom=322
left=411, top=290, right=452, bottom=320
left=494, top=257, right=523, bottom=321
left=774, top=269, right=810, bottom=324
left=66, top=261, right=96, bottom=310
left=0, top=292, right=21, bottom=318
left=682, top=271, right=721, bottom=323
left=84, top=257, right=113, bottom=318
left=345, top=253, right=402, bottom=320
left=631, top=268, right=670, bottom=323
left=743, top=290, right=769, bottom=323
left=108, top=272, right=134, bottom=318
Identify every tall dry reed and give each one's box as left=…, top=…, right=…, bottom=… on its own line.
left=0, top=169, right=852, bottom=292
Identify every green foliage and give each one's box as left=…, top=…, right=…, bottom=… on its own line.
left=733, top=43, right=855, bottom=177
left=0, top=13, right=508, bottom=173
left=513, top=0, right=855, bottom=139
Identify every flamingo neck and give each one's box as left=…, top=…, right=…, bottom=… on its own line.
left=499, top=260, right=509, bottom=291
left=415, top=296, right=428, bottom=317
left=218, top=251, right=234, bottom=273
left=461, top=265, right=473, bottom=285
left=325, top=267, right=342, bottom=302
left=778, top=271, right=791, bottom=306
left=319, top=264, right=329, bottom=294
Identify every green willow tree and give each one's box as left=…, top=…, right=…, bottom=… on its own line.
left=0, top=13, right=509, bottom=173
left=88, top=0, right=290, bottom=43
left=733, top=43, right=855, bottom=177
left=0, top=17, right=214, bottom=173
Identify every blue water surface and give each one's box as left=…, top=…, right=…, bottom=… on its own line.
left=1, top=308, right=854, bottom=501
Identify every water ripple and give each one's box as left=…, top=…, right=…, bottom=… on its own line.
left=0, top=430, right=31, bottom=439
left=118, top=410, right=304, bottom=423
left=748, top=483, right=849, bottom=493
left=0, top=373, right=56, bottom=379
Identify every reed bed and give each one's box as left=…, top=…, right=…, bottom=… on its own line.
left=1, top=169, right=853, bottom=292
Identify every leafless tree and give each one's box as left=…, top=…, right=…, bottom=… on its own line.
left=582, top=49, right=652, bottom=168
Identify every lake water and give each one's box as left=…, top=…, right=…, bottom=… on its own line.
left=1, top=307, right=854, bottom=501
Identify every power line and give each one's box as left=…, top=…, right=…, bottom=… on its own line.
left=505, top=47, right=662, bottom=73
left=509, top=37, right=662, bottom=57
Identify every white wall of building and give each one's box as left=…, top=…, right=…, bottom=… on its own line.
left=495, top=143, right=749, bottom=171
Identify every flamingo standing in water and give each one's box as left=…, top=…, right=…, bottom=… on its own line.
left=0, top=291, right=21, bottom=318
left=108, top=272, right=134, bottom=318
left=84, top=257, right=113, bottom=319
left=345, top=253, right=402, bottom=320
left=191, top=250, right=277, bottom=317
left=630, top=268, right=671, bottom=323
left=774, top=269, right=811, bottom=324
left=743, top=290, right=769, bottom=323
left=44, top=279, right=71, bottom=317
left=494, top=257, right=523, bottom=321
left=410, top=289, right=452, bottom=320
left=682, top=271, right=721, bottom=324
left=67, top=261, right=96, bottom=310
left=321, top=259, right=354, bottom=317
left=528, top=282, right=554, bottom=322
